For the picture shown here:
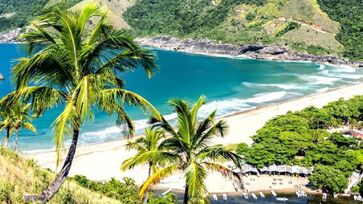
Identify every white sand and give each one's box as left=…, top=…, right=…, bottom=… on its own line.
left=27, top=83, right=363, bottom=192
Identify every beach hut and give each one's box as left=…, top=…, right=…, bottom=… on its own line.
left=277, top=165, right=287, bottom=174
left=299, top=167, right=309, bottom=176
left=291, top=165, right=301, bottom=176
left=259, top=166, right=269, bottom=174
left=268, top=164, right=279, bottom=175
left=242, top=164, right=259, bottom=175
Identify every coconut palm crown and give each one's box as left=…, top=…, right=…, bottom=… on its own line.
left=0, top=101, right=36, bottom=149
left=139, top=96, right=244, bottom=204
left=121, top=128, right=167, bottom=203
left=0, top=3, right=160, bottom=202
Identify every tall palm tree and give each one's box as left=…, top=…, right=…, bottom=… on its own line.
left=121, top=128, right=166, bottom=204
left=1, top=3, right=160, bottom=203
left=0, top=102, right=36, bottom=148
left=139, top=96, right=244, bottom=204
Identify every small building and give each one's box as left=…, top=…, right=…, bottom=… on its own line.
left=242, top=164, right=259, bottom=175
left=259, top=166, right=269, bottom=174
left=268, top=164, right=279, bottom=174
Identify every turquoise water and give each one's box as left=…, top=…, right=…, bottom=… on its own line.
left=1, top=43, right=363, bottom=151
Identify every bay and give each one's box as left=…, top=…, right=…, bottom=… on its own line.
left=1, top=43, right=363, bottom=151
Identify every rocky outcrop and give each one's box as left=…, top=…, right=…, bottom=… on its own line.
left=0, top=28, right=21, bottom=43
left=136, top=36, right=357, bottom=67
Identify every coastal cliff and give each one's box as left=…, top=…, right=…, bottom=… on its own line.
left=136, top=36, right=362, bottom=67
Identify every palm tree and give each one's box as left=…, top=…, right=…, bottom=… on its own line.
left=0, top=102, right=36, bottom=149
left=121, top=128, right=166, bottom=204
left=139, top=96, right=244, bottom=204
left=0, top=109, right=15, bottom=147
left=1, top=3, right=160, bottom=203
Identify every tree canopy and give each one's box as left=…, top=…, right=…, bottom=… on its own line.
left=237, top=96, right=363, bottom=192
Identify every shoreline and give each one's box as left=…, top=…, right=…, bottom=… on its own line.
left=25, top=82, right=363, bottom=192
left=1, top=36, right=362, bottom=67
left=136, top=36, right=363, bottom=67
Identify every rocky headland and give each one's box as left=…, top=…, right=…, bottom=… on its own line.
left=136, top=36, right=363, bottom=67
left=0, top=28, right=21, bottom=43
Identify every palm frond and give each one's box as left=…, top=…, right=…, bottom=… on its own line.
left=52, top=100, right=79, bottom=166
left=139, top=164, right=178, bottom=199
left=204, top=162, right=244, bottom=190
left=185, top=161, right=207, bottom=201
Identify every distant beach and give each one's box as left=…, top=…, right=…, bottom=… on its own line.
left=27, top=82, right=363, bottom=193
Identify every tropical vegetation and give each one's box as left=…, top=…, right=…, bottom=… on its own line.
left=0, top=3, right=160, bottom=203
left=121, top=128, right=166, bottom=203
left=124, top=0, right=360, bottom=58
left=0, top=0, right=81, bottom=32
left=133, top=96, right=243, bottom=204
left=317, top=0, right=363, bottom=60
left=0, top=101, right=37, bottom=149
left=237, top=96, right=363, bottom=193
left=0, top=147, right=176, bottom=203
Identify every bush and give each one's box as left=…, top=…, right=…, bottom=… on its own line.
left=245, top=12, right=257, bottom=21
left=276, top=22, right=300, bottom=37
left=0, top=180, right=14, bottom=203
left=306, top=45, right=329, bottom=55
left=72, top=175, right=178, bottom=204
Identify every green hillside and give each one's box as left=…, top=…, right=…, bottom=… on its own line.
left=0, top=0, right=81, bottom=32
left=0, top=0, right=362, bottom=60
left=317, top=0, right=363, bottom=61
left=0, top=147, right=176, bottom=203
left=124, top=0, right=362, bottom=60
left=0, top=148, right=120, bottom=203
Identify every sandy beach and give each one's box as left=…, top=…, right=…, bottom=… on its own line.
left=27, top=82, right=363, bottom=193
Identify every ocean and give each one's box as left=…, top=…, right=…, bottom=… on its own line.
left=1, top=43, right=363, bottom=151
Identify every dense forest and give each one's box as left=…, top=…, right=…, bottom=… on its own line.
left=0, top=0, right=81, bottom=32
left=317, top=0, right=363, bottom=61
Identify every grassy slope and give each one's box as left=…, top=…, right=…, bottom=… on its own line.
left=0, top=148, right=120, bottom=203
left=121, top=0, right=343, bottom=55
left=220, top=0, right=342, bottom=53
left=71, top=0, right=135, bottom=29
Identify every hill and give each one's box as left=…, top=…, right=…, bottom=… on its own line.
left=0, top=0, right=361, bottom=60
left=70, top=0, right=136, bottom=29
left=0, top=147, right=120, bottom=203
left=0, top=147, right=177, bottom=203
left=0, top=0, right=81, bottom=32
left=124, top=0, right=345, bottom=57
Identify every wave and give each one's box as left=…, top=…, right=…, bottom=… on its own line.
left=243, top=82, right=308, bottom=90
left=323, top=72, right=363, bottom=80
left=329, top=64, right=356, bottom=72
left=316, top=87, right=329, bottom=93
left=318, top=64, right=326, bottom=70
left=198, top=99, right=254, bottom=117
left=79, top=92, right=287, bottom=140
left=245, top=91, right=287, bottom=104
left=299, top=75, right=341, bottom=85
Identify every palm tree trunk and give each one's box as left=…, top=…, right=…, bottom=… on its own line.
left=183, top=183, right=189, bottom=204
left=14, top=128, right=19, bottom=150
left=24, top=128, right=79, bottom=203
left=3, top=126, right=10, bottom=147
left=143, top=162, right=152, bottom=204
